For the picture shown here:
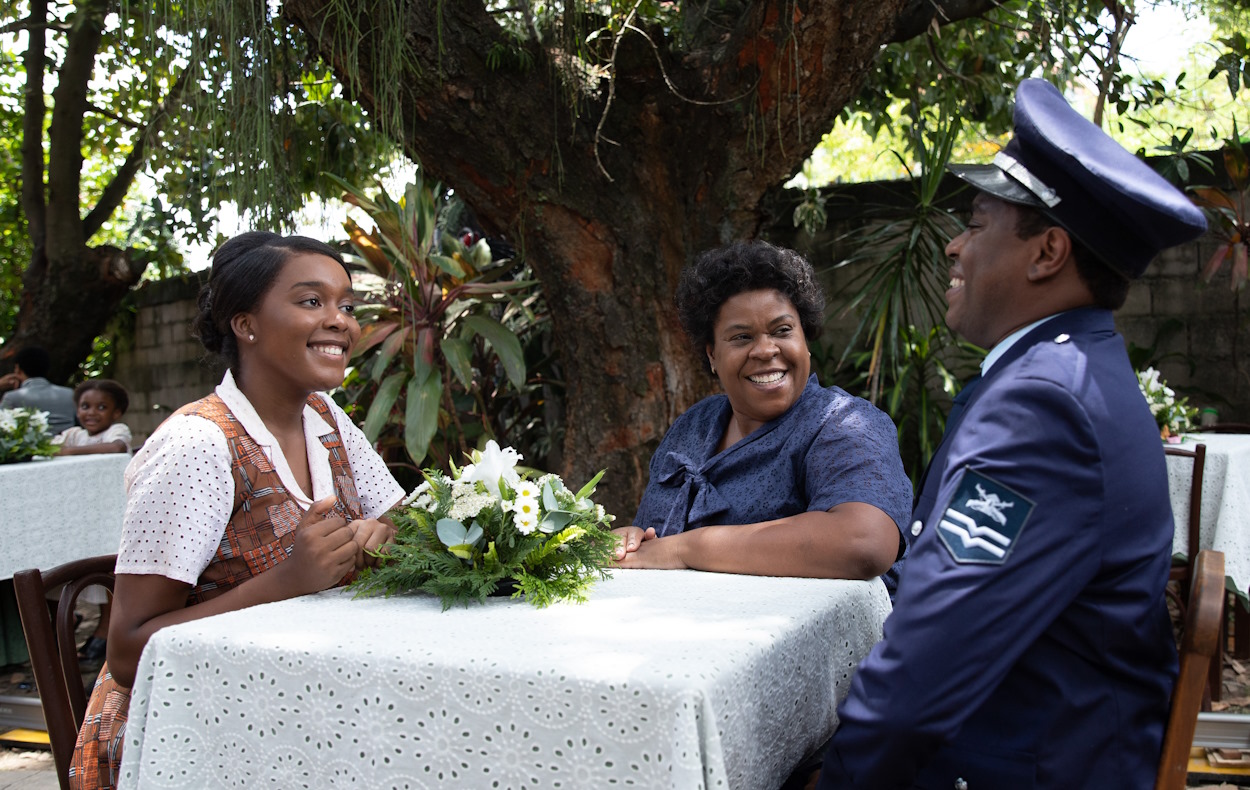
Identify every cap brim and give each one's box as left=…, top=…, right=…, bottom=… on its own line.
left=948, top=163, right=1048, bottom=209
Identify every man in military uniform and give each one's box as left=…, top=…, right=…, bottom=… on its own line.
left=816, top=79, right=1207, bottom=788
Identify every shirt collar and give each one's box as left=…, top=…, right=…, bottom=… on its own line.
left=215, top=369, right=336, bottom=507
left=981, top=313, right=1065, bottom=376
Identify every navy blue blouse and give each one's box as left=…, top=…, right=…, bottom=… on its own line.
left=634, top=374, right=912, bottom=592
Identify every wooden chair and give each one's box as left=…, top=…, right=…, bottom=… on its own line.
left=1203, top=422, right=1250, bottom=433
left=1157, top=549, right=1225, bottom=790
left=1164, top=444, right=1220, bottom=703
left=13, top=555, right=116, bottom=790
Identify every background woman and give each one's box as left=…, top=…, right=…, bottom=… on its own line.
left=70, top=232, right=405, bottom=789
left=614, top=241, right=911, bottom=591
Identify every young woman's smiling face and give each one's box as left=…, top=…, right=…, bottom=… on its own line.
left=706, top=288, right=810, bottom=437
left=237, top=253, right=359, bottom=398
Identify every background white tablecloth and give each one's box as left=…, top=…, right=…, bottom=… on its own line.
left=1167, top=433, right=1250, bottom=597
left=121, top=569, right=891, bottom=789
left=0, top=453, right=128, bottom=579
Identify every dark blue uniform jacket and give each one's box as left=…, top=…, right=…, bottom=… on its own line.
left=818, top=308, right=1178, bottom=789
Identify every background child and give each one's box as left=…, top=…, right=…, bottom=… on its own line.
left=54, top=380, right=132, bottom=455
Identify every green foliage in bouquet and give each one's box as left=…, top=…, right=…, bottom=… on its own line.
left=0, top=408, right=58, bottom=464
left=350, top=441, right=617, bottom=609
left=1137, top=367, right=1198, bottom=438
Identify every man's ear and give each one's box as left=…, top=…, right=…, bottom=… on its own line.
left=1027, top=226, right=1073, bottom=282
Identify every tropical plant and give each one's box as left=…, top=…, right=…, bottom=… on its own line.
left=828, top=105, right=973, bottom=402
left=1193, top=122, right=1250, bottom=290
left=331, top=171, right=541, bottom=476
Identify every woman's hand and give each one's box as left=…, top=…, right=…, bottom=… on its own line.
left=282, top=495, right=359, bottom=592
left=107, top=499, right=375, bottom=688
left=614, top=533, right=691, bottom=569
left=348, top=516, right=397, bottom=568
left=611, top=525, right=656, bottom=560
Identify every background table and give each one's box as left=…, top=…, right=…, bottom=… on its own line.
left=0, top=453, right=128, bottom=731
left=1167, top=433, right=1250, bottom=598
left=0, top=453, right=129, bottom=580
left=121, top=570, right=890, bottom=789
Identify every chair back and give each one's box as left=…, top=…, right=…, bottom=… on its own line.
left=1165, top=444, right=1206, bottom=597
left=1204, top=423, right=1250, bottom=433
left=13, top=555, right=117, bottom=790
left=1156, top=549, right=1225, bottom=790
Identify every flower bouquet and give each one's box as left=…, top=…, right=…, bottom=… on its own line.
left=350, top=441, right=618, bottom=609
left=1137, top=367, right=1197, bottom=440
left=0, top=408, right=57, bottom=464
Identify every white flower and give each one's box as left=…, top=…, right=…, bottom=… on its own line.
left=511, top=496, right=540, bottom=521
left=0, top=410, right=15, bottom=433
left=460, top=440, right=522, bottom=498
left=402, top=480, right=432, bottom=506
left=515, top=512, right=538, bottom=535
left=513, top=480, right=539, bottom=500
left=449, top=492, right=494, bottom=522
left=28, top=410, right=48, bottom=431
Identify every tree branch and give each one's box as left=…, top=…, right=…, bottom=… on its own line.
left=889, top=0, right=1007, bottom=44
left=20, top=0, right=49, bottom=247
left=84, top=66, right=192, bottom=238
left=86, top=101, right=145, bottom=131
left=45, top=0, right=111, bottom=256
left=0, top=13, right=70, bottom=36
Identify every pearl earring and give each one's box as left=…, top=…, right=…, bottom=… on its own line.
left=248, top=334, right=255, bottom=341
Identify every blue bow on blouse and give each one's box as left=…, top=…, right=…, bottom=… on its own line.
left=651, top=450, right=732, bottom=537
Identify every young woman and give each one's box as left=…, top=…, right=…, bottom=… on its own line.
left=70, top=232, right=405, bottom=789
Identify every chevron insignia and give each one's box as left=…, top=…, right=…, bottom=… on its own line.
left=936, top=469, right=1034, bottom=565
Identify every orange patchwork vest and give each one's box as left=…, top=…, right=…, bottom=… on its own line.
left=179, top=392, right=364, bottom=604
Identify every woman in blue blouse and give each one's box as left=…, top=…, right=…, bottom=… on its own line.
left=614, top=241, right=912, bottom=593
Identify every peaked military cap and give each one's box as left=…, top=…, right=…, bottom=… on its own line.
left=948, top=78, right=1207, bottom=279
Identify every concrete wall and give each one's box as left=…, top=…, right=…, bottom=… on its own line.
left=112, top=272, right=223, bottom=446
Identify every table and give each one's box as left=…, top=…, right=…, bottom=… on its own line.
left=120, top=570, right=891, bottom=789
left=1167, top=432, right=1250, bottom=598
left=0, top=453, right=129, bottom=579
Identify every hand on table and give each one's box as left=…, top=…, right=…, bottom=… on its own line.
left=285, top=496, right=358, bottom=592
left=611, top=526, right=689, bottom=569
left=612, top=525, right=656, bottom=560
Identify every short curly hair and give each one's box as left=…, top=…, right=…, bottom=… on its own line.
left=74, top=379, right=130, bottom=415
left=675, top=241, right=825, bottom=372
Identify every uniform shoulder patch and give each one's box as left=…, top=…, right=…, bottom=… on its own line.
left=936, top=468, right=1034, bottom=565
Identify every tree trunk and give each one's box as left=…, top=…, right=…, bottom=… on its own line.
left=282, top=0, right=917, bottom=518
left=8, top=245, right=145, bottom=384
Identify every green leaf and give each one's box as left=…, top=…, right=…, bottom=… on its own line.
left=372, top=325, right=411, bottom=382
left=574, top=470, right=606, bottom=502
left=404, top=369, right=442, bottom=464
left=362, top=371, right=407, bottom=442
left=462, top=315, right=526, bottom=388
left=441, top=337, right=474, bottom=389
left=436, top=517, right=468, bottom=546
left=430, top=254, right=466, bottom=278
left=542, top=481, right=560, bottom=512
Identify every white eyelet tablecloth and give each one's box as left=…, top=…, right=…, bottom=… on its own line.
left=120, top=569, right=890, bottom=790
left=0, top=453, right=129, bottom=579
left=1167, top=433, right=1250, bottom=597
